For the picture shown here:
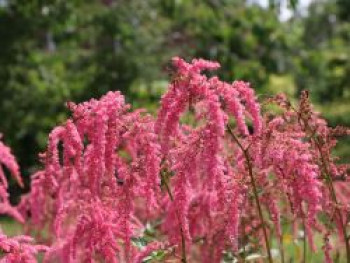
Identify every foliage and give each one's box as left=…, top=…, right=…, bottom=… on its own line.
left=0, top=0, right=349, bottom=205
left=0, top=0, right=294, bottom=180
left=292, top=0, right=350, bottom=103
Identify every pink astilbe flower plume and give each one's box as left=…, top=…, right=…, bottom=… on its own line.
left=0, top=232, right=48, bottom=263
left=0, top=136, right=24, bottom=222
left=258, top=116, right=322, bottom=250
left=156, top=57, right=265, bottom=261
left=20, top=91, right=162, bottom=262
left=10, top=57, right=350, bottom=262
left=0, top=137, right=22, bottom=188
left=0, top=136, right=48, bottom=262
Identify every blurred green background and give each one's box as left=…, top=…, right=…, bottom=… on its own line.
left=0, top=0, right=349, bottom=200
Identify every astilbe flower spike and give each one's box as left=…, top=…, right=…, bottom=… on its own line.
left=258, top=114, right=322, bottom=250
left=0, top=232, right=48, bottom=263
left=20, top=91, right=163, bottom=263
left=0, top=136, right=24, bottom=222
left=0, top=136, right=49, bottom=262
left=266, top=92, right=350, bottom=262
left=155, top=57, right=346, bottom=262
left=156, top=57, right=270, bottom=262
left=7, top=57, right=349, bottom=262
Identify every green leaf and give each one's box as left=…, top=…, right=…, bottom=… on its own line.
left=289, top=0, right=298, bottom=10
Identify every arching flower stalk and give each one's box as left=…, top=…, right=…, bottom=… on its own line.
left=156, top=57, right=270, bottom=261
left=0, top=232, right=48, bottom=263
left=297, top=91, right=350, bottom=262
left=0, top=136, right=49, bottom=262
left=267, top=91, right=350, bottom=262
left=19, top=91, right=164, bottom=262
left=226, top=125, right=273, bottom=263
left=3, top=57, right=347, bottom=262
left=156, top=57, right=338, bottom=262
left=0, top=137, right=24, bottom=223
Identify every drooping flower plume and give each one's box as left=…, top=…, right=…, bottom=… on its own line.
left=0, top=57, right=346, bottom=262
left=0, top=136, right=23, bottom=222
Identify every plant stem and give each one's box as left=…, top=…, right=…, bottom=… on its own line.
left=279, top=230, right=285, bottom=263
left=315, top=139, right=350, bottom=263
left=300, top=119, right=350, bottom=263
left=242, top=219, right=246, bottom=262
left=303, top=219, right=307, bottom=263
left=227, top=125, right=273, bottom=263
left=161, top=170, right=188, bottom=263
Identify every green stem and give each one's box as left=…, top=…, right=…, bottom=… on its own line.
left=300, top=119, right=350, bottom=263
left=242, top=219, right=246, bottom=262
left=161, top=171, right=188, bottom=263
left=303, top=219, right=307, bottom=263
left=315, top=139, right=350, bottom=263
left=227, top=125, right=273, bottom=263
left=279, top=230, right=285, bottom=263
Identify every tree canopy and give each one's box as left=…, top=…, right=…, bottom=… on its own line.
left=0, top=0, right=349, bottom=192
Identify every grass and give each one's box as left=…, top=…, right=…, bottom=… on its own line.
left=0, top=216, right=23, bottom=236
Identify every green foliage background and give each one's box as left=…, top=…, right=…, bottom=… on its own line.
left=0, top=0, right=349, bottom=198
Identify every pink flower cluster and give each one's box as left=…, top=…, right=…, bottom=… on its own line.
left=0, top=137, right=48, bottom=262
left=0, top=232, right=48, bottom=263
left=156, top=57, right=265, bottom=261
left=0, top=57, right=349, bottom=262
left=19, top=91, right=163, bottom=262
left=0, top=136, right=23, bottom=222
